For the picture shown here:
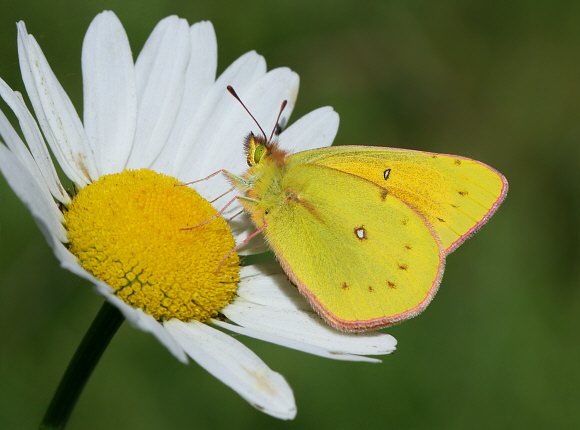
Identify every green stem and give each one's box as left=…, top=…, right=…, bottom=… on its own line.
left=40, top=301, right=124, bottom=430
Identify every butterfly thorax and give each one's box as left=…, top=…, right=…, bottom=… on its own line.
left=231, top=134, right=293, bottom=228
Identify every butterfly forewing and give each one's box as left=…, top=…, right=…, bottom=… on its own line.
left=288, top=146, right=508, bottom=253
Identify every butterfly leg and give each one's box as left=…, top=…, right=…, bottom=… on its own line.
left=210, top=186, right=235, bottom=203
left=216, top=221, right=268, bottom=273
left=174, top=169, right=230, bottom=186
left=180, top=196, right=242, bottom=231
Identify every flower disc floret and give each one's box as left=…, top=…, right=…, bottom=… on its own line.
left=64, top=169, right=240, bottom=322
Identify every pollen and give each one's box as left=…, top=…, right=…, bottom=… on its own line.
left=64, top=169, right=240, bottom=322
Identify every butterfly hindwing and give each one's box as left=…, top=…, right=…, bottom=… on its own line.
left=260, top=163, right=445, bottom=331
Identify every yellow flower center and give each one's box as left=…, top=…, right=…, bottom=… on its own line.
left=64, top=169, right=240, bottom=322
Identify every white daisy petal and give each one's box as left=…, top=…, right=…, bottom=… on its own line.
left=211, top=319, right=379, bottom=363
left=0, top=143, right=67, bottom=242
left=280, top=106, right=340, bottom=153
left=0, top=100, right=64, bottom=211
left=176, top=50, right=267, bottom=180
left=0, top=79, right=70, bottom=203
left=238, top=261, right=310, bottom=310
left=152, top=21, right=218, bottom=176
left=223, top=299, right=397, bottom=359
left=126, top=16, right=190, bottom=169
left=164, top=319, right=296, bottom=420
left=82, top=11, right=137, bottom=176
left=17, top=22, right=98, bottom=186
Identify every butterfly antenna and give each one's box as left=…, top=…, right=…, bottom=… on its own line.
left=268, top=100, right=287, bottom=142
left=227, top=85, right=268, bottom=141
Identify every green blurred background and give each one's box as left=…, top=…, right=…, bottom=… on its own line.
left=0, top=1, right=578, bottom=429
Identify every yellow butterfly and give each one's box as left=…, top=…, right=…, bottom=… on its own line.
left=224, top=86, right=508, bottom=332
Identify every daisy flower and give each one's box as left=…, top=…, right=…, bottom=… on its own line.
left=0, top=11, right=397, bottom=422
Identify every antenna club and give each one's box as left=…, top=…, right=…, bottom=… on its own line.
left=227, top=85, right=238, bottom=98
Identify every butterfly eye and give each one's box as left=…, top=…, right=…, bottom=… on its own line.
left=254, top=145, right=268, bottom=163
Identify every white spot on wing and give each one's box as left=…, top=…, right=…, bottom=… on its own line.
left=355, top=226, right=366, bottom=240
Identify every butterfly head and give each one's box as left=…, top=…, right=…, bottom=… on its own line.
left=244, top=132, right=273, bottom=166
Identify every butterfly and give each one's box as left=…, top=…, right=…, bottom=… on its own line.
left=223, top=86, right=508, bottom=332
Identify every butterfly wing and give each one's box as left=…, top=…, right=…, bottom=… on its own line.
left=261, top=163, right=445, bottom=332
left=288, top=146, right=508, bottom=253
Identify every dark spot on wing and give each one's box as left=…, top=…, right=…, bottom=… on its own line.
left=380, top=189, right=388, bottom=201
left=437, top=217, right=445, bottom=223
left=454, top=159, right=462, bottom=165
left=458, top=190, right=468, bottom=196
left=405, top=245, right=412, bottom=250
left=398, top=264, right=408, bottom=271
left=383, top=168, right=391, bottom=180
left=387, top=281, right=396, bottom=288
left=341, top=282, right=349, bottom=290
left=368, top=286, right=374, bottom=292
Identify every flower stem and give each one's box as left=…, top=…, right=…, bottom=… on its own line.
left=39, top=301, right=124, bottom=430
